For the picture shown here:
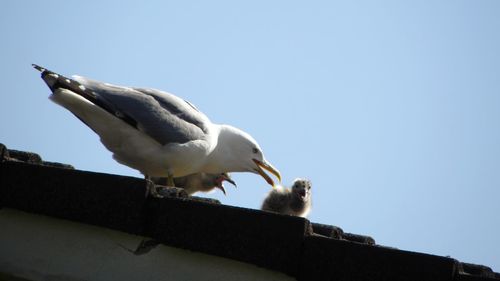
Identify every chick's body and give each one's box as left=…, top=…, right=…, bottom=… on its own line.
left=152, top=173, right=235, bottom=195
left=261, top=178, right=312, bottom=217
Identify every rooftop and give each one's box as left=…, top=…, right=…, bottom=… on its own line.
left=1, top=142, right=499, bottom=281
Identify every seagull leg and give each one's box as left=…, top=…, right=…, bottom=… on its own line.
left=156, top=174, right=188, bottom=197
left=145, top=174, right=188, bottom=198
left=144, top=175, right=164, bottom=198
left=167, top=174, right=175, bottom=187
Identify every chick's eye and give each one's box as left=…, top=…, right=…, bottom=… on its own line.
left=252, top=148, right=259, bottom=154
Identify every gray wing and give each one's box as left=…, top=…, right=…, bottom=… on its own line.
left=73, top=76, right=211, bottom=145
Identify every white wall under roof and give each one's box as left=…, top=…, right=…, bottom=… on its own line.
left=0, top=209, right=292, bottom=281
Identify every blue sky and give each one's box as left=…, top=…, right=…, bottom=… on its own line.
left=2, top=0, right=499, bottom=271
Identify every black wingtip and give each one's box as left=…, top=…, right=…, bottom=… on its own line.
left=32, top=64, right=57, bottom=81
left=32, top=64, right=45, bottom=72
left=32, top=64, right=60, bottom=90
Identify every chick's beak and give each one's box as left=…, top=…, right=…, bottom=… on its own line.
left=252, top=159, right=282, bottom=187
left=215, top=185, right=226, bottom=195
left=215, top=173, right=237, bottom=195
left=221, top=173, right=237, bottom=187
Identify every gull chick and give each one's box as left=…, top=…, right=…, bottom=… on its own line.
left=152, top=173, right=236, bottom=195
left=261, top=178, right=312, bottom=218
left=33, top=65, right=281, bottom=189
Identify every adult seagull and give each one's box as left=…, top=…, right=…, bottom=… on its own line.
left=33, top=64, right=281, bottom=188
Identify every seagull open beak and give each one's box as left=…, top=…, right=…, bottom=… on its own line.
left=253, top=159, right=282, bottom=187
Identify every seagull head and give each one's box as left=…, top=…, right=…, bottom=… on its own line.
left=214, top=125, right=282, bottom=187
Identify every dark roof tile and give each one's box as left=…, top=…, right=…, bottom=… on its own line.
left=1, top=160, right=148, bottom=234
left=342, top=232, right=376, bottom=245
left=312, top=222, right=344, bottom=239
left=5, top=149, right=42, bottom=164
left=300, top=235, right=457, bottom=281
left=0, top=143, right=8, bottom=160
left=148, top=197, right=310, bottom=276
left=457, top=263, right=497, bottom=280
left=456, top=274, right=500, bottom=281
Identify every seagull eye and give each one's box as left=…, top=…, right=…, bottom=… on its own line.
left=252, top=148, right=259, bottom=154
